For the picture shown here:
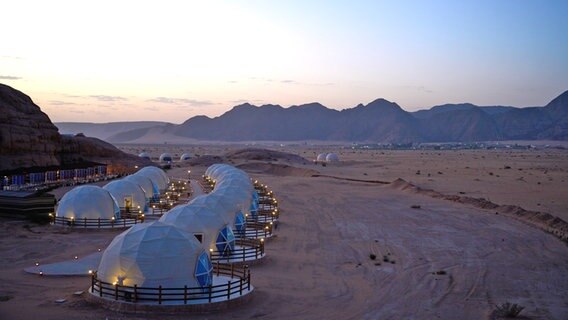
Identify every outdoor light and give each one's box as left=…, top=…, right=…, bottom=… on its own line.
left=88, top=270, right=93, bottom=274
left=209, top=248, right=213, bottom=252
left=35, top=262, right=39, bottom=266
left=97, top=248, right=101, bottom=252
left=39, top=271, right=43, bottom=276
left=74, top=256, right=78, bottom=260
left=260, top=238, right=264, bottom=242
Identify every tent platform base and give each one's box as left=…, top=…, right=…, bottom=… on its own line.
left=85, top=285, right=254, bottom=314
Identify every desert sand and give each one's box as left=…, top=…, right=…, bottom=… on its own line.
left=1, top=146, right=567, bottom=319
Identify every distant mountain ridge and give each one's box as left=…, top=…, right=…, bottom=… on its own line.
left=55, top=121, right=172, bottom=140
left=106, top=90, right=568, bottom=143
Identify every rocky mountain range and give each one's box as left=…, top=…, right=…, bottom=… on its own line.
left=0, top=84, right=151, bottom=173
left=79, top=90, right=567, bottom=143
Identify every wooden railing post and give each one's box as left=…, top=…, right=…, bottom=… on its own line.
left=184, top=285, right=187, bottom=305
left=84, top=217, right=87, bottom=228
left=114, top=284, right=118, bottom=300
left=98, top=217, right=101, bottom=228
left=134, top=284, right=137, bottom=302
left=247, top=267, right=251, bottom=291
left=239, top=277, right=243, bottom=295
left=227, top=280, right=231, bottom=300
left=208, top=284, right=212, bottom=303
left=158, top=285, right=162, bottom=304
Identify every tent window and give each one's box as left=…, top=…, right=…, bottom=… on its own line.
left=195, top=251, right=213, bottom=287
left=235, top=211, right=246, bottom=234
left=194, top=233, right=203, bottom=243
left=216, top=226, right=235, bottom=256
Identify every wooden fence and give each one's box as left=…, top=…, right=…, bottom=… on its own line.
left=90, top=264, right=251, bottom=305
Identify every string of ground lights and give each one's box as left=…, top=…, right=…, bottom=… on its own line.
left=27, top=164, right=281, bottom=311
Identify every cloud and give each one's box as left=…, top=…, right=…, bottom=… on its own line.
left=48, top=100, right=77, bottom=106
left=281, top=79, right=297, bottom=84
left=0, top=56, right=22, bottom=60
left=147, top=97, right=216, bottom=106
left=400, top=85, right=433, bottom=93
left=89, top=95, right=128, bottom=102
left=0, top=75, right=22, bottom=80
left=228, top=80, right=238, bottom=84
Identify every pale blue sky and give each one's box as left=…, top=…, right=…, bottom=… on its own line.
left=1, top=0, right=567, bottom=122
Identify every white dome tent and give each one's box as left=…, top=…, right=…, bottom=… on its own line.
left=159, top=153, right=173, bottom=163
left=138, top=152, right=151, bottom=160
left=316, top=153, right=328, bottom=162
left=326, top=153, right=339, bottom=162
left=188, top=193, right=243, bottom=232
left=136, top=166, right=169, bottom=193
left=160, top=204, right=235, bottom=256
left=124, top=174, right=158, bottom=201
left=180, top=153, right=191, bottom=161
left=103, top=180, right=147, bottom=213
left=96, top=221, right=210, bottom=288
left=56, top=185, right=119, bottom=220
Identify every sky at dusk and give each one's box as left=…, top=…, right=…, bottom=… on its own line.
left=1, top=0, right=567, bottom=123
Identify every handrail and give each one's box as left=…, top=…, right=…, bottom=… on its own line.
left=90, top=264, right=251, bottom=305
left=210, top=239, right=265, bottom=262
left=50, top=215, right=143, bottom=228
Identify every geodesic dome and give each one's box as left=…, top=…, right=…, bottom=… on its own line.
left=136, top=166, right=169, bottom=192
left=326, top=153, right=339, bottom=162
left=180, top=153, right=191, bottom=161
left=103, top=180, right=147, bottom=212
left=124, top=174, right=158, bottom=199
left=96, top=221, right=211, bottom=288
left=159, top=204, right=234, bottom=255
left=56, top=185, right=120, bottom=220
left=138, top=152, right=151, bottom=160
left=159, top=153, right=173, bottom=162
left=316, top=153, right=328, bottom=162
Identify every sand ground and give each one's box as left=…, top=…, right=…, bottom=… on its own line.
left=1, top=146, right=567, bottom=319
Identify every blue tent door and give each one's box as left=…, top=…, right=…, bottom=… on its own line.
left=215, top=226, right=235, bottom=256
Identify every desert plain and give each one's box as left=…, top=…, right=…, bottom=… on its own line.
left=0, top=145, right=567, bottom=320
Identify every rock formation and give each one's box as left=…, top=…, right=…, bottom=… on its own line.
left=0, top=84, right=150, bottom=173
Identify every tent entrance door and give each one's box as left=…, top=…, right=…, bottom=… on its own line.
left=124, top=196, right=132, bottom=212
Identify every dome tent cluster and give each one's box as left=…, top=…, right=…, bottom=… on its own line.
left=53, top=166, right=169, bottom=228
left=90, top=164, right=271, bottom=308
left=315, top=152, right=340, bottom=163
left=138, top=152, right=192, bottom=163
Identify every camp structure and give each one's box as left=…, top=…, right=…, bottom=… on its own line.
left=124, top=174, right=159, bottom=202
left=53, top=185, right=143, bottom=228
left=316, top=153, right=328, bottom=162
left=159, top=153, right=173, bottom=163
left=135, top=166, right=170, bottom=193
left=91, top=221, right=252, bottom=308
left=161, top=201, right=265, bottom=264
left=103, top=180, right=147, bottom=214
left=180, top=153, right=191, bottom=161
left=138, top=152, right=151, bottom=160
left=326, top=153, right=339, bottom=162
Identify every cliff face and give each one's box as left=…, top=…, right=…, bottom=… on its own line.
left=0, top=84, right=150, bottom=173
left=0, top=84, right=62, bottom=170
